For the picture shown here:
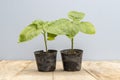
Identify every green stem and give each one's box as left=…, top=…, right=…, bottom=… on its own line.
left=71, top=38, right=74, bottom=54
left=43, top=31, right=48, bottom=53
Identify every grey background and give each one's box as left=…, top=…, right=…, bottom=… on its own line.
left=0, top=0, right=120, bottom=60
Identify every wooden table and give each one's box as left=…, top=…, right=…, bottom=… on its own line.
left=0, top=60, right=120, bottom=80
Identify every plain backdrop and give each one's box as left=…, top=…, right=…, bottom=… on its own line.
left=0, top=0, right=120, bottom=60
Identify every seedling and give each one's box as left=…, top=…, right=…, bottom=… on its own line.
left=45, top=11, right=96, bottom=53
left=18, top=20, right=56, bottom=53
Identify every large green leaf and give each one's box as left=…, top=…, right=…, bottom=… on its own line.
left=68, top=11, right=85, bottom=21
left=18, top=20, right=45, bottom=42
left=45, top=18, right=80, bottom=39
left=79, top=22, right=96, bottom=34
left=45, top=19, right=69, bottom=35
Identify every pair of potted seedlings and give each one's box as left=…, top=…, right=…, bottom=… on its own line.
left=18, top=11, right=96, bottom=72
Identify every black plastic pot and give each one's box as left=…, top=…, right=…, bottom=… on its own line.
left=34, top=50, right=57, bottom=72
left=61, top=49, right=83, bottom=71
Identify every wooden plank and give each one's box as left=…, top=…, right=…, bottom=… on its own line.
left=12, top=61, right=53, bottom=80
left=83, top=61, right=120, bottom=80
left=54, top=61, right=97, bottom=80
left=0, top=60, right=32, bottom=80
left=1, top=61, right=120, bottom=80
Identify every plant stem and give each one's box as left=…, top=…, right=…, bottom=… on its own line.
left=71, top=38, right=74, bottom=54
left=43, top=31, right=48, bottom=53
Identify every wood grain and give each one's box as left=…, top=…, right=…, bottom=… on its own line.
left=0, top=60, right=32, bottom=80
left=0, top=61, right=120, bottom=80
left=53, top=61, right=97, bottom=80
left=12, top=61, right=53, bottom=80
left=82, top=61, right=120, bottom=80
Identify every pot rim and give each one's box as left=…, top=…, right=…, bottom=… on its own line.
left=60, top=49, right=83, bottom=54
left=34, top=49, right=57, bottom=54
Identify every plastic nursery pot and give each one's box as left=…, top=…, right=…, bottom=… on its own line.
left=34, top=50, right=57, bottom=72
left=61, top=49, right=83, bottom=71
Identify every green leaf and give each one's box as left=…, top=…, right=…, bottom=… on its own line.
left=79, top=22, right=96, bottom=34
left=68, top=11, right=85, bottom=21
left=45, top=19, right=69, bottom=35
left=47, top=33, right=57, bottom=40
left=18, top=20, right=45, bottom=42
left=45, top=18, right=79, bottom=39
